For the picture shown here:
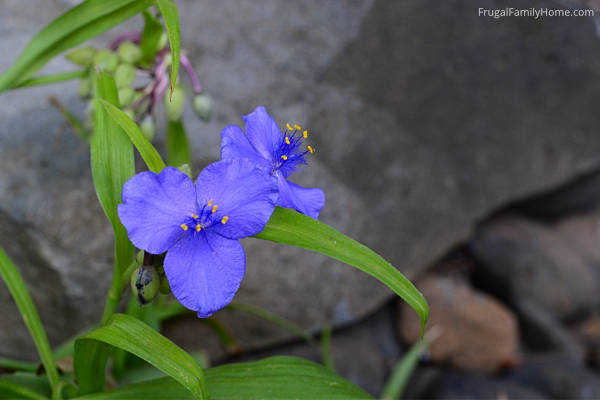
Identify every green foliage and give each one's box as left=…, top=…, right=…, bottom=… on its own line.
left=140, top=10, right=165, bottom=64
left=98, top=99, right=166, bottom=173
left=0, top=249, right=60, bottom=395
left=0, top=0, right=153, bottom=92
left=74, top=314, right=208, bottom=399
left=156, top=0, right=181, bottom=98
left=167, top=119, right=191, bottom=167
left=255, top=207, right=429, bottom=336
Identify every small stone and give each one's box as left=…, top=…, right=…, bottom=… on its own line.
left=400, top=275, right=519, bottom=372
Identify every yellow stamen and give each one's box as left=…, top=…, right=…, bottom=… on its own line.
left=196, top=224, right=201, bottom=232
left=180, top=224, right=188, bottom=231
left=212, top=205, right=218, bottom=213
left=221, top=216, right=229, bottom=224
left=281, top=155, right=288, bottom=160
left=208, top=199, right=212, bottom=206
left=191, top=214, right=199, bottom=219
left=286, top=123, right=293, bottom=131
left=285, top=136, right=290, bottom=145
left=303, top=130, right=308, bottom=139
left=307, top=145, right=314, bottom=154
left=294, top=124, right=301, bottom=130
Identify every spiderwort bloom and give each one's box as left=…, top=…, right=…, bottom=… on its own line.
left=118, top=159, right=278, bottom=317
left=220, top=106, right=325, bottom=219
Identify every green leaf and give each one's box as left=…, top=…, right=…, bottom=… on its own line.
left=255, top=207, right=429, bottom=336
left=0, top=357, right=38, bottom=373
left=167, top=119, right=191, bottom=167
left=0, top=373, right=51, bottom=399
left=74, top=314, right=208, bottom=399
left=98, top=99, right=166, bottom=173
left=380, top=330, right=437, bottom=400
left=0, top=0, right=153, bottom=92
left=320, top=324, right=334, bottom=371
left=14, top=70, right=87, bottom=89
left=71, top=356, right=372, bottom=400
left=156, top=0, right=181, bottom=98
left=91, top=72, right=135, bottom=326
left=140, top=10, right=164, bottom=64
left=0, top=379, right=48, bottom=400
left=0, top=249, right=60, bottom=393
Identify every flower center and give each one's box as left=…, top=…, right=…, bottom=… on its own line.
left=274, top=123, right=314, bottom=176
left=179, top=199, right=229, bottom=232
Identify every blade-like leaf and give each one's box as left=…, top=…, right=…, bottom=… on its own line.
left=74, top=314, right=208, bottom=399
left=71, top=356, right=372, bottom=400
left=156, top=0, right=180, bottom=97
left=140, top=10, right=164, bottom=64
left=255, top=207, right=429, bottom=336
left=0, top=357, right=38, bottom=373
left=0, top=373, right=51, bottom=399
left=14, top=70, right=87, bottom=89
left=167, top=119, right=191, bottom=167
left=98, top=99, right=166, bottom=173
left=0, top=379, right=47, bottom=400
left=0, top=0, right=153, bottom=92
left=0, top=248, right=59, bottom=392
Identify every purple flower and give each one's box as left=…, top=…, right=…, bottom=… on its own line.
left=118, top=159, right=278, bottom=317
left=220, top=106, right=325, bottom=219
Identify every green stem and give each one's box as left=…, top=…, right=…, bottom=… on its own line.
left=0, top=357, right=38, bottom=373
left=14, top=70, right=87, bottom=88
left=100, top=259, right=140, bottom=325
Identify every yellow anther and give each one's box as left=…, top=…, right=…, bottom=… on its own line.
left=303, top=130, right=308, bottom=139
left=208, top=199, right=212, bottom=206
left=285, top=136, right=290, bottom=145
left=180, top=224, right=188, bottom=231
left=196, top=224, right=201, bottom=232
left=281, top=155, right=288, bottom=160
left=212, top=205, right=218, bottom=213
left=286, top=123, right=293, bottom=131
left=221, top=216, right=229, bottom=224
left=191, top=214, right=199, bottom=219
left=307, top=145, right=314, bottom=154
left=294, top=124, right=301, bottom=130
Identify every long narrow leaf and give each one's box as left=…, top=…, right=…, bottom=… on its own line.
left=167, top=119, right=191, bottom=167
left=255, top=207, right=429, bottom=336
left=74, top=314, right=208, bottom=399
left=0, top=380, right=47, bottom=400
left=140, top=10, right=164, bottom=64
left=156, top=0, right=181, bottom=97
left=0, top=0, right=153, bottom=92
left=71, top=356, right=371, bottom=399
left=98, top=99, right=166, bottom=173
left=0, top=249, right=59, bottom=392
left=15, top=70, right=87, bottom=88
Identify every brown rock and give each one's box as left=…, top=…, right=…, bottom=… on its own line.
left=400, top=275, right=519, bottom=372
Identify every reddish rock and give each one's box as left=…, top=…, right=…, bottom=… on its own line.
left=400, top=275, right=519, bottom=372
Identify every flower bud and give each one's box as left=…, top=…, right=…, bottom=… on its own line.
left=131, top=266, right=159, bottom=305
left=158, top=33, right=169, bottom=50
left=165, top=85, right=185, bottom=121
left=66, top=46, right=97, bottom=67
left=155, top=264, right=172, bottom=295
left=114, top=64, right=136, bottom=89
left=118, top=41, right=142, bottom=64
left=140, top=115, right=156, bottom=141
left=118, top=88, right=135, bottom=107
left=177, top=163, right=192, bottom=179
left=136, top=250, right=145, bottom=265
left=93, top=49, right=119, bottom=73
left=123, top=109, right=135, bottom=120
left=192, top=93, right=213, bottom=122
left=78, top=78, right=92, bottom=98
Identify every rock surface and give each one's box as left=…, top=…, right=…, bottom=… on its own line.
left=2, top=0, right=600, bottom=359
left=400, top=275, right=519, bottom=372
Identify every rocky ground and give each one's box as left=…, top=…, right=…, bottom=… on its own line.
left=1, top=0, right=600, bottom=398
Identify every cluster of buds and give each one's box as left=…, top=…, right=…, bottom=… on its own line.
left=131, top=251, right=171, bottom=305
left=66, top=30, right=213, bottom=141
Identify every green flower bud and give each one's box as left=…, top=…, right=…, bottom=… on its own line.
left=136, top=250, right=145, bottom=265
left=165, top=85, right=186, bottom=121
left=140, top=115, right=156, bottom=141
left=158, top=32, right=169, bottom=50
left=114, top=64, right=136, bottom=89
left=192, top=93, right=213, bottom=122
left=118, top=41, right=142, bottom=64
left=131, top=266, right=159, bottom=305
left=155, top=264, right=171, bottom=295
left=177, top=163, right=192, bottom=179
left=118, top=88, right=135, bottom=107
left=65, top=46, right=96, bottom=67
left=78, top=78, right=92, bottom=98
left=93, top=49, right=119, bottom=73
